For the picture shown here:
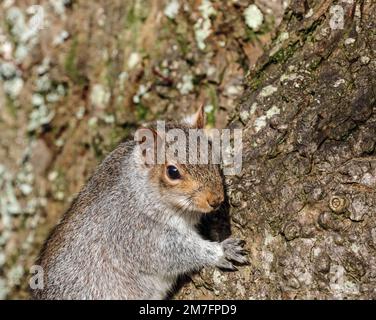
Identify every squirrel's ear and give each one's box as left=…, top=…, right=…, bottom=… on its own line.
left=134, top=128, right=164, bottom=166
left=192, top=104, right=206, bottom=129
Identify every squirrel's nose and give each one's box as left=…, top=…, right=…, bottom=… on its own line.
left=207, top=194, right=224, bottom=210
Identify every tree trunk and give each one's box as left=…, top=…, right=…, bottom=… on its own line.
left=177, top=0, right=376, bottom=299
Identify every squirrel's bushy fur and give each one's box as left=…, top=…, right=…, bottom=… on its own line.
left=32, top=108, right=246, bottom=300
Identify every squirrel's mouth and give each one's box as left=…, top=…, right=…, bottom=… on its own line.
left=168, top=195, right=212, bottom=214
left=192, top=197, right=221, bottom=214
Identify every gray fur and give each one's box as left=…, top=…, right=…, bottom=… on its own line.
left=32, top=134, right=246, bottom=300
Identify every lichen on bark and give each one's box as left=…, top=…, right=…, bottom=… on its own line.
left=177, top=0, right=376, bottom=299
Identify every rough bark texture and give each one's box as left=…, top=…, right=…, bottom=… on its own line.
left=176, top=0, right=376, bottom=299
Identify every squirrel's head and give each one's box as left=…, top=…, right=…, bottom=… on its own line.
left=134, top=105, right=225, bottom=214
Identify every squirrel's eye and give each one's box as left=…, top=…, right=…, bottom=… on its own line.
left=166, top=165, right=181, bottom=180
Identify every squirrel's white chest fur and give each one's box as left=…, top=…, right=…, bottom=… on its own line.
left=148, top=215, right=200, bottom=298
left=167, top=212, right=202, bottom=231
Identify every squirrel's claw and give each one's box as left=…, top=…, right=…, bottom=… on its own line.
left=216, top=259, right=238, bottom=271
left=222, top=238, right=244, bottom=247
left=220, top=237, right=248, bottom=266
left=228, top=252, right=248, bottom=264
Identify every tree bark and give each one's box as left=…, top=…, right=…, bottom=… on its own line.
left=177, top=0, right=376, bottom=299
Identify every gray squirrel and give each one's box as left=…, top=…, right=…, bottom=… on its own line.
left=32, top=106, right=247, bottom=300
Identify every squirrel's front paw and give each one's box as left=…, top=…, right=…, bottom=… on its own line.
left=216, top=238, right=248, bottom=270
